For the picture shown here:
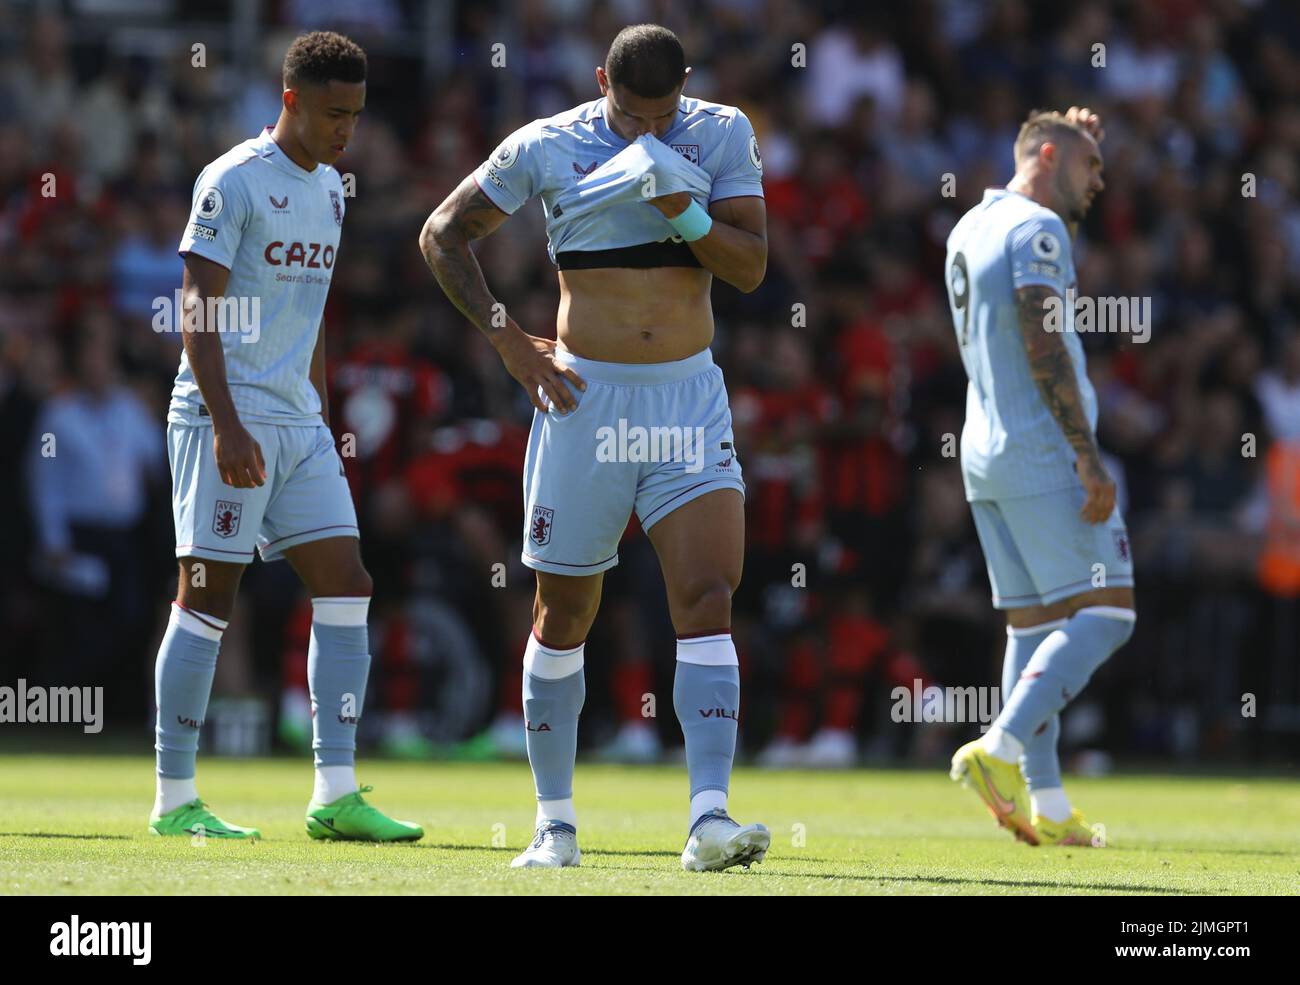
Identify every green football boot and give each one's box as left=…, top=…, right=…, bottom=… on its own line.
left=305, top=785, right=424, bottom=842
left=149, top=799, right=262, bottom=840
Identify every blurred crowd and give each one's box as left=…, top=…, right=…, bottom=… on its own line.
left=3, top=0, right=1300, bottom=766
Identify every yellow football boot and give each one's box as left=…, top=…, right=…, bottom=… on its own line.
left=949, top=739, right=1038, bottom=844
left=1033, top=809, right=1102, bottom=847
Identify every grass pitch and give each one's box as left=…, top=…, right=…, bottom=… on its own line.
left=0, top=755, right=1296, bottom=895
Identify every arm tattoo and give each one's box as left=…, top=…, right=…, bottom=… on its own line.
left=420, top=182, right=508, bottom=337
left=1016, top=285, right=1099, bottom=460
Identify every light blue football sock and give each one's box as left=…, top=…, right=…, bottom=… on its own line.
left=522, top=634, right=586, bottom=805
left=674, top=634, right=740, bottom=808
left=154, top=604, right=226, bottom=780
left=997, top=607, right=1136, bottom=745
left=308, top=597, right=373, bottom=769
left=1002, top=621, right=1065, bottom=791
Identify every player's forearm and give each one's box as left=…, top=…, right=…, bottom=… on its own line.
left=1029, top=348, right=1096, bottom=459
left=419, top=219, right=508, bottom=341
left=181, top=318, right=240, bottom=431
left=1017, top=286, right=1099, bottom=461
left=686, top=219, right=767, bottom=293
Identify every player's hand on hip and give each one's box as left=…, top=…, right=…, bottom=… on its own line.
left=494, top=324, right=586, bottom=414
left=1076, top=451, right=1116, bottom=524
left=213, top=422, right=267, bottom=488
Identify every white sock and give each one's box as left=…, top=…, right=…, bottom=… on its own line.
left=690, top=789, right=728, bottom=827
left=981, top=725, right=1024, bottom=763
left=537, top=797, right=577, bottom=828
left=154, top=776, right=198, bottom=817
left=1031, top=787, right=1072, bottom=822
left=313, top=765, right=357, bottom=805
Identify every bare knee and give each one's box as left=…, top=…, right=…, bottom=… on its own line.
left=533, top=574, right=602, bottom=647
left=669, top=576, right=735, bottom=635
left=1065, top=586, right=1136, bottom=619
left=175, top=557, right=244, bottom=621
left=1005, top=601, right=1070, bottom=631
left=329, top=564, right=373, bottom=598
left=1007, top=588, right=1137, bottom=632
left=305, top=561, right=372, bottom=599
left=284, top=538, right=373, bottom=597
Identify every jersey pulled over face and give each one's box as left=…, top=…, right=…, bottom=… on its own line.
left=170, top=127, right=345, bottom=426
left=471, top=95, right=764, bottom=267
left=945, top=188, right=1098, bottom=502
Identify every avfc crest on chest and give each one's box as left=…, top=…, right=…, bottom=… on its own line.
left=671, top=144, right=701, bottom=166
left=213, top=500, right=242, bottom=539
left=330, top=189, right=344, bottom=225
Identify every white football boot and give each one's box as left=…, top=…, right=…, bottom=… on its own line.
left=510, top=821, right=581, bottom=868
left=681, top=808, right=770, bottom=872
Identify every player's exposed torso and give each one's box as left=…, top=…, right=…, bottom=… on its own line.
left=552, top=98, right=714, bottom=364
left=476, top=96, right=763, bottom=364
left=557, top=265, right=713, bottom=363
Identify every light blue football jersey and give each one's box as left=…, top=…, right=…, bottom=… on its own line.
left=170, top=128, right=345, bottom=426
left=944, top=188, right=1097, bottom=501
left=471, top=95, right=764, bottom=264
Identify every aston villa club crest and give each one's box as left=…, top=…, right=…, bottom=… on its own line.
left=1113, top=530, right=1130, bottom=563
left=671, top=144, right=700, bottom=166
left=330, top=189, right=343, bottom=225
left=213, top=500, right=242, bottom=539
left=530, top=506, right=554, bottom=546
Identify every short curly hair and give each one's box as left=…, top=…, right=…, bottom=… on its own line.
left=283, top=31, right=367, bottom=89
left=605, top=24, right=685, bottom=99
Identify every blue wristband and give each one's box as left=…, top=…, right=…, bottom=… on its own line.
left=666, top=199, right=713, bottom=242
